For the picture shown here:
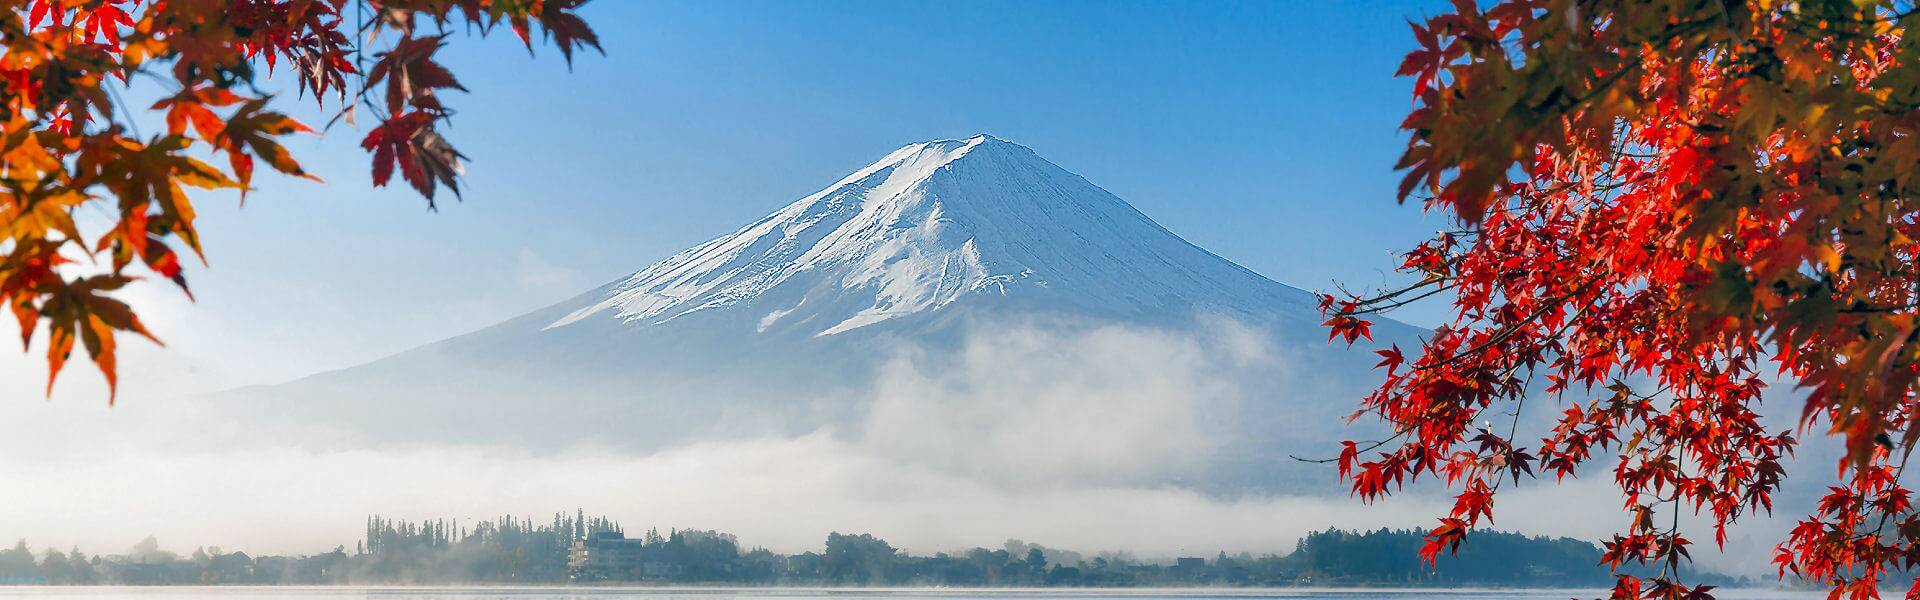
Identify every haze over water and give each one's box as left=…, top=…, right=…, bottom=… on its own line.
left=0, top=589, right=1829, bottom=600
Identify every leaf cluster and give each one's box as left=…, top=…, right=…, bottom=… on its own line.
left=1328, top=1, right=1920, bottom=598
left=0, top=0, right=600, bottom=400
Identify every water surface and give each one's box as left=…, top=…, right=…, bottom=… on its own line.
left=0, top=588, right=1822, bottom=600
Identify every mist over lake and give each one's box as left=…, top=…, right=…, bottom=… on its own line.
left=0, top=589, right=1830, bottom=600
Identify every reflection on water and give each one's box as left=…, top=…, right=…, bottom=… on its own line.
left=0, top=588, right=1823, bottom=600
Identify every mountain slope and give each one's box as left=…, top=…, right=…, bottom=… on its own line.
left=209, top=135, right=1421, bottom=491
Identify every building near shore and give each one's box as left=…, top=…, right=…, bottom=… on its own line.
left=569, top=531, right=684, bottom=581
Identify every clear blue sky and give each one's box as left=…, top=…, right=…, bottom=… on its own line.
left=12, top=0, right=1453, bottom=402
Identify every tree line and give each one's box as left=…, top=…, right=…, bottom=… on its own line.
left=0, top=515, right=1751, bottom=587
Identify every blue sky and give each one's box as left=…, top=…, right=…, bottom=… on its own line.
left=10, top=0, right=1449, bottom=402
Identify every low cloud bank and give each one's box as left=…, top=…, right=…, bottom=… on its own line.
left=863, top=317, right=1273, bottom=487
left=0, top=435, right=1413, bottom=557
left=0, top=318, right=1792, bottom=576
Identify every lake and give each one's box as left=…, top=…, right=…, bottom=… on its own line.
left=0, top=588, right=1825, bottom=600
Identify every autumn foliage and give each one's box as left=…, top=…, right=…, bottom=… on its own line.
left=1323, top=0, right=1920, bottom=598
left=0, top=0, right=598, bottom=399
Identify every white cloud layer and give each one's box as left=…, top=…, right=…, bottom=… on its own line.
left=863, top=318, right=1270, bottom=486
left=0, top=317, right=1794, bottom=577
left=515, top=247, right=589, bottom=291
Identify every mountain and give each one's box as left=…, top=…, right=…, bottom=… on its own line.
left=211, top=134, right=1422, bottom=490
left=550, top=135, right=1322, bottom=337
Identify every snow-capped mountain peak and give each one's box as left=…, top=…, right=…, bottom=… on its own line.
left=546, top=134, right=1311, bottom=336
left=211, top=134, right=1418, bottom=483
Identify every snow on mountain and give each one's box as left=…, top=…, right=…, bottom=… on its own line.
left=545, top=134, right=1315, bottom=337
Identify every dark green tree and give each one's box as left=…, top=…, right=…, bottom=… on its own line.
left=1024, top=548, right=1048, bottom=580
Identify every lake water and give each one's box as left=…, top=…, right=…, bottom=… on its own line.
left=0, top=588, right=1825, bottom=600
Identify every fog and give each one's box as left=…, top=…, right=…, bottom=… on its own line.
left=863, top=318, right=1269, bottom=486
left=0, top=313, right=1809, bottom=577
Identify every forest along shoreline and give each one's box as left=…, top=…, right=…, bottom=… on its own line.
left=0, top=514, right=1752, bottom=587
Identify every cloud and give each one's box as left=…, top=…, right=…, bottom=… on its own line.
left=1, top=318, right=1307, bottom=557
left=3, top=421, right=1753, bottom=572
left=0, top=317, right=1798, bottom=578
left=862, top=318, right=1273, bottom=487
left=0, top=431, right=1422, bottom=559
left=514, top=248, right=587, bottom=290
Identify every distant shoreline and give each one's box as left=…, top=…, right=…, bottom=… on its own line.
left=0, top=584, right=1804, bottom=592
left=0, top=527, right=1752, bottom=589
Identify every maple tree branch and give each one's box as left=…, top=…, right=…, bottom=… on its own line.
left=1348, top=283, right=1455, bottom=316
left=1661, top=439, right=1686, bottom=580
left=1287, top=428, right=1409, bottom=465
left=1350, top=274, right=1450, bottom=307
left=1414, top=279, right=1600, bottom=373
